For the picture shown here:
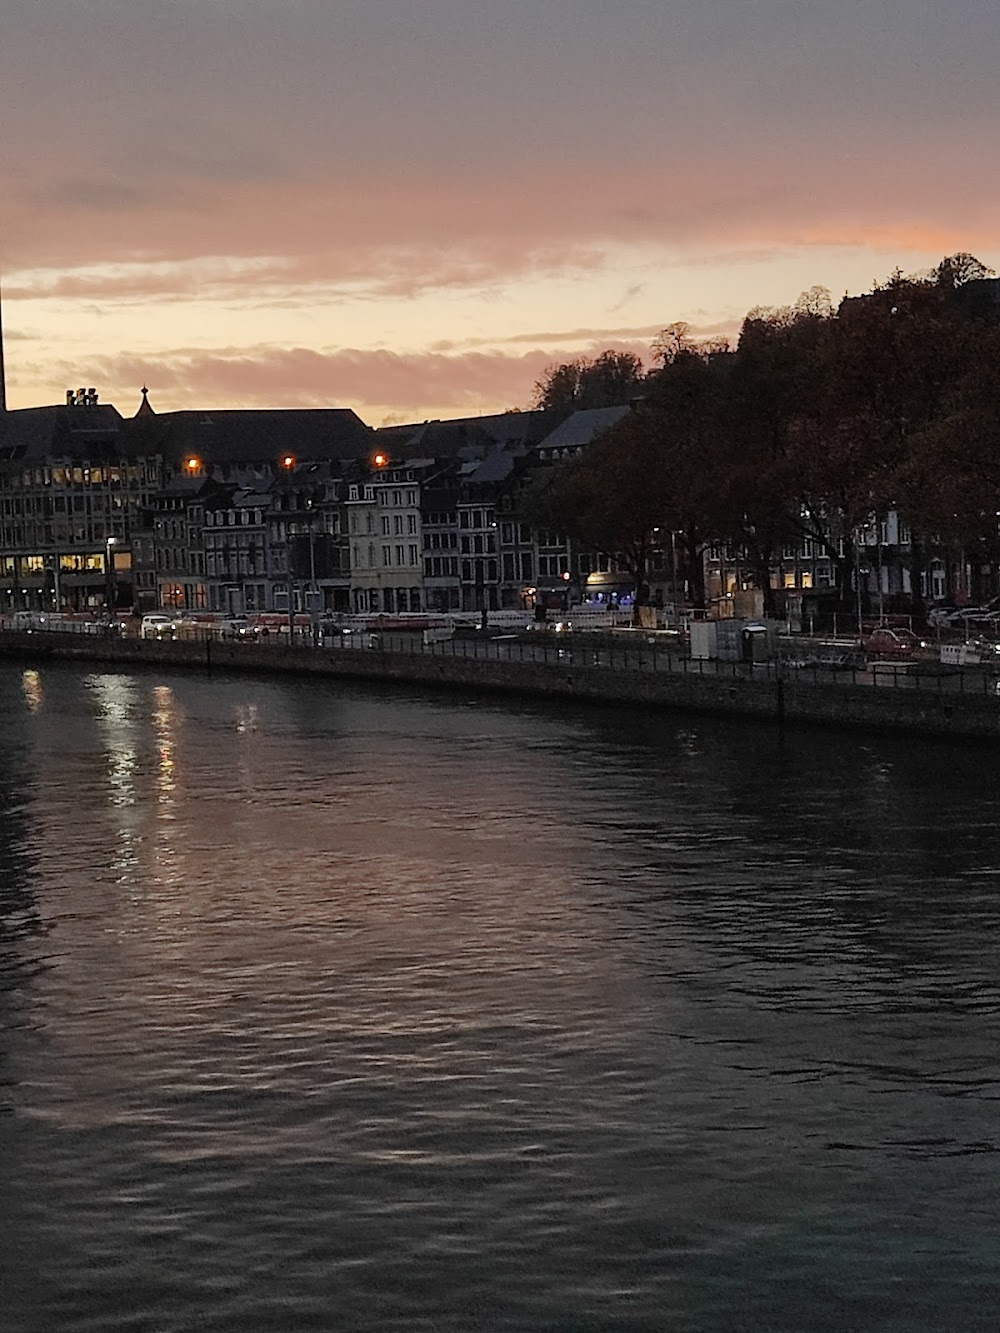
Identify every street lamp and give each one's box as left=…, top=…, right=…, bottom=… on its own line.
left=279, top=454, right=297, bottom=640
left=49, top=554, right=62, bottom=614
left=105, top=536, right=119, bottom=618
left=305, top=499, right=320, bottom=644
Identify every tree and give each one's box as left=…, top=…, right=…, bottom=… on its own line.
left=521, top=348, right=732, bottom=618
left=651, top=322, right=695, bottom=366
left=519, top=413, right=675, bottom=622
left=638, top=347, right=735, bottom=608
left=532, top=350, right=645, bottom=414
left=707, top=301, right=832, bottom=616
left=824, top=271, right=982, bottom=618
left=933, top=252, right=995, bottom=289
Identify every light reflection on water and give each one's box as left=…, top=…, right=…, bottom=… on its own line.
left=1, top=663, right=1000, bottom=1332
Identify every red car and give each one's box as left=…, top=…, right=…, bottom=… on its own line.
left=863, top=626, right=923, bottom=657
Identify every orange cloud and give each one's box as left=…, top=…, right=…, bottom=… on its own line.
left=44, top=340, right=655, bottom=422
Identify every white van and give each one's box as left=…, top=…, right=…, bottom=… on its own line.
left=140, top=613, right=177, bottom=640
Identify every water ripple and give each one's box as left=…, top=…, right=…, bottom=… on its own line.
left=2, top=667, right=1000, bottom=1331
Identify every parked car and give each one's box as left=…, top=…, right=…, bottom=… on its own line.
left=139, top=613, right=178, bottom=640
left=9, top=610, right=49, bottom=631
left=944, top=597, right=1000, bottom=626
left=863, top=626, right=923, bottom=657
left=927, top=603, right=960, bottom=627
left=219, top=616, right=260, bottom=640
left=788, top=648, right=866, bottom=671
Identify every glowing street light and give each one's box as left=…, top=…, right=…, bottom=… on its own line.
left=105, top=536, right=119, bottom=617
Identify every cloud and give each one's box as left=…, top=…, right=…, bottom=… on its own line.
left=6, top=120, right=1000, bottom=286
left=3, top=0, right=1000, bottom=422
left=53, top=339, right=655, bottom=421
left=3, top=0, right=1000, bottom=294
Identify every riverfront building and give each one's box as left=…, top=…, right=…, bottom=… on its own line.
left=0, top=292, right=982, bottom=624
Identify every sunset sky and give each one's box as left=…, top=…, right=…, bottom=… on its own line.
left=2, top=0, right=997, bottom=426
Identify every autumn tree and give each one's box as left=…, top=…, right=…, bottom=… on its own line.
left=933, top=252, right=996, bottom=289
left=821, top=270, right=985, bottom=617
left=518, top=411, right=676, bottom=622
left=706, top=300, right=833, bottom=615
left=636, top=346, right=735, bottom=607
left=532, top=350, right=645, bottom=414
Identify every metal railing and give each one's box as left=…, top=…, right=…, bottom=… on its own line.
left=4, top=618, right=1000, bottom=699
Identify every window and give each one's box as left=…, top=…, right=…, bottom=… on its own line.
left=408, top=544, right=417, bottom=565
left=395, top=545, right=404, bottom=566
left=520, top=553, right=533, bottom=580
left=382, top=544, right=392, bottom=566
left=407, top=514, right=416, bottom=534
left=381, top=516, right=390, bottom=535
left=393, top=515, right=403, bottom=535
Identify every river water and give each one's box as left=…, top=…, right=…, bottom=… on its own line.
left=1, top=662, right=999, bottom=1331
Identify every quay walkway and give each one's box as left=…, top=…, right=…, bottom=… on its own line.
left=1, top=624, right=998, bottom=741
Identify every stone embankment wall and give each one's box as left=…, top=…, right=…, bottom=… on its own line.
left=1, top=630, right=998, bottom=741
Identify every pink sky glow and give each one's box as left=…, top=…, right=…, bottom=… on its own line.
left=2, top=0, right=998, bottom=425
